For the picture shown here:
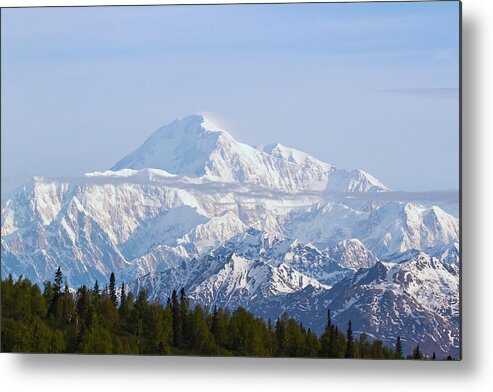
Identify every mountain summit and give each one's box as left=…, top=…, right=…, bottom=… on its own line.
left=111, top=114, right=231, bottom=175
left=111, top=114, right=389, bottom=193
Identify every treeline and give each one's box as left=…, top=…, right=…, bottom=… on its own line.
left=1, top=269, right=426, bottom=358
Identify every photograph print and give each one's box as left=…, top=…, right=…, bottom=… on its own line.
left=0, top=1, right=460, bottom=359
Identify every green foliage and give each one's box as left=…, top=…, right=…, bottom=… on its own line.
left=47, top=267, right=63, bottom=319
left=171, top=289, right=182, bottom=347
left=413, top=345, right=423, bottom=360
left=109, top=273, right=117, bottom=306
left=345, top=320, right=354, bottom=358
left=189, top=305, right=216, bottom=355
left=78, top=325, right=113, bottom=354
left=1, top=271, right=415, bottom=358
left=395, top=336, right=403, bottom=359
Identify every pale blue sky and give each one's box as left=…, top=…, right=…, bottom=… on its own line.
left=1, top=2, right=460, bottom=192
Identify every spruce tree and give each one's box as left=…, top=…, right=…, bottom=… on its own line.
left=54, top=267, right=63, bottom=290
left=179, top=288, right=190, bottom=345
left=345, top=320, right=354, bottom=358
left=329, top=325, right=338, bottom=358
left=359, top=332, right=368, bottom=359
left=120, top=282, right=126, bottom=305
left=336, top=328, right=347, bottom=358
left=93, top=280, right=100, bottom=298
left=267, top=318, right=275, bottom=356
left=171, top=289, right=182, bottom=347
left=413, top=345, right=422, bottom=360
left=319, top=308, right=333, bottom=358
left=109, top=272, right=117, bottom=306
left=118, top=284, right=130, bottom=323
left=327, top=308, right=332, bottom=331
left=61, top=279, right=74, bottom=324
left=76, top=285, right=90, bottom=327
left=76, top=323, right=86, bottom=351
left=306, top=329, right=320, bottom=357
left=275, top=313, right=289, bottom=356
left=48, top=267, right=63, bottom=317
left=211, top=305, right=220, bottom=344
left=395, top=336, right=403, bottom=359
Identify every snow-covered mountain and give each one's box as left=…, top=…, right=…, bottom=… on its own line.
left=246, top=251, right=459, bottom=357
left=1, top=113, right=460, bottom=357
left=2, top=190, right=129, bottom=286
left=284, top=200, right=459, bottom=256
left=427, top=242, right=460, bottom=267
left=329, top=238, right=378, bottom=270
left=189, top=253, right=328, bottom=309
left=111, top=114, right=389, bottom=193
left=125, top=230, right=344, bottom=306
left=207, top=228, right=352, bottom=286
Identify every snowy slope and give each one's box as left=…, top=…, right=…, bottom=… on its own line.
left=329, top=238, right=378, bottom=270
left=188, top=253, right=328, bottom=309
left=2, top=195, right=129, bottom=286
left=212, top=228, right=352, bottom=286
left=284, top=200, right=459, bottom=257
left=111, top=114, right=388, bottom=193
left=246, top=252, right=459, bottom=358
left=257, top=143, right=333, bottom=172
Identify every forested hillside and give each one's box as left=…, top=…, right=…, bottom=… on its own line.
left=1, top=268, right=448, bottom=359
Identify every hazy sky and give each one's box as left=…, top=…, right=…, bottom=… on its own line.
left=1, top=2, right=459, bottom=192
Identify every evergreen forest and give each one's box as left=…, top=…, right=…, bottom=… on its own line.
left=1, top=268, right=444, bottom=359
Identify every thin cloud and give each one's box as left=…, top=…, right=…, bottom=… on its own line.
left=373, top=88, right=459, bottom=98
left=8, top=175, right=458, bottom=205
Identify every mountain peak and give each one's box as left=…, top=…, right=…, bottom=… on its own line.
left=110, top=114, right=389, bottom=193
left=153, top=113, right=231, bottom=139
left=174, top=114, right=228, bottom=134
left=110, top=114, right=233, bottom=175
left=257, top=143, right=332, bottom=172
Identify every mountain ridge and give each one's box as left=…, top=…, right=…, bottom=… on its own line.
left=110, top=114, right=389, bottom=193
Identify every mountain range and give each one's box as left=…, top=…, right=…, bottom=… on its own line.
left=1, top=114, right=460, bottom=357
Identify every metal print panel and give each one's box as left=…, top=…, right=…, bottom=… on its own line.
left=0, top=1, right=461, bottom=359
